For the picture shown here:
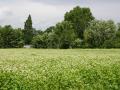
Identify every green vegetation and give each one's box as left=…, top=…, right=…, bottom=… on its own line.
left=84, top=20, right=116, bottom=48
left=23, top=15, right=34, bottom=45
left=0, top=6, right=120, bottom=48
left=0, top=25, right=24, bottom=48
left=31, top=6, right=120, bottom=49
left=0, top=49, right=120, bottom=90
left=64, top=6, right=94, bottom=39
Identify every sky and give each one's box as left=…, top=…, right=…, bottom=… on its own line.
left=0, top=0, right=120, bottom=30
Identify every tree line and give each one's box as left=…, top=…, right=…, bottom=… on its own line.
left=0, top=6, right=120, bottom=48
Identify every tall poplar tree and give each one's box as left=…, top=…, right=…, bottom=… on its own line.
left=23, top=14, right=33, bottom=44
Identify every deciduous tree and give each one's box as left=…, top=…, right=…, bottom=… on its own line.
left=64, top=6, right=94, bottom=39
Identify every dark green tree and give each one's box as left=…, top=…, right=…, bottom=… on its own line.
left=64, top=6, right=94, bottom=39
left=54, top=21, right=76, bottom=49
left=1, top=25, right=15, bottom=48
left=32, top=33, right=48, bottom=48
left=0, top=25, right=24, bottom=48
left=23, top=14, right=33, bottom=44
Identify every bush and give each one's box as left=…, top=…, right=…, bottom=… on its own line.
left=32, top=33, right=48, bottom=48
left=102, top=29, right=120, bottom=48
left=102, top=38, right=120, bottom=48
left=72, top=38, right=83, bottom=48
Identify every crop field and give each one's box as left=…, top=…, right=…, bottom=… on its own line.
left=0, top=49, right=120, bottom=90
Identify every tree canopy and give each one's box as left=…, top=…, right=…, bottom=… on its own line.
left=64, top=6, right=94, bottom=39
left=84, top=20, right=116, bottom=48
left=0, top=25, right=24, bottom=48
left=0, top=6, right=120, bottom=48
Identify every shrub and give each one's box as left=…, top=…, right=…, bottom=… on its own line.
left=72, top=38, right=83, bottom=48
left=32, top=33, right=48, bottom=48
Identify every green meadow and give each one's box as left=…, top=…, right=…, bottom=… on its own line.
left=0, top=49, right=120, bottom=90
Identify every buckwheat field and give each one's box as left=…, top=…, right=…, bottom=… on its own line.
left=0, top=49, right=120, bottom=90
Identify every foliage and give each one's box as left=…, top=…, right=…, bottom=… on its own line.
left=54, top=21, right=76, bottom=49
left=72, top=38, right=83, bottom=48
left=23, top=14, right=34, bottom=44
left=32, top=33, right=48, bottom=48
left=102, top=38, right=120, bottom=48
left=0, top=49, right=120, bottom=89
left=44, top=26, right=55, bottom=33
left=32, top=21, right=76, bottom=49
left=33, top=28, right=44, bottom=36
left=84, top=20, right=116, bottom=48
left=0, top=33, right=3, bottom=48
left=117, top=23, right=120, bottom=31
left=47, top=32, right=59, bottom=48
left=0, top=25, right=24, bottom=48
left=64, top=6, right=94, bottom=39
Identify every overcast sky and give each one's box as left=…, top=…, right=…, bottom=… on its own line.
left=0, top=0, right=120, bottom=30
